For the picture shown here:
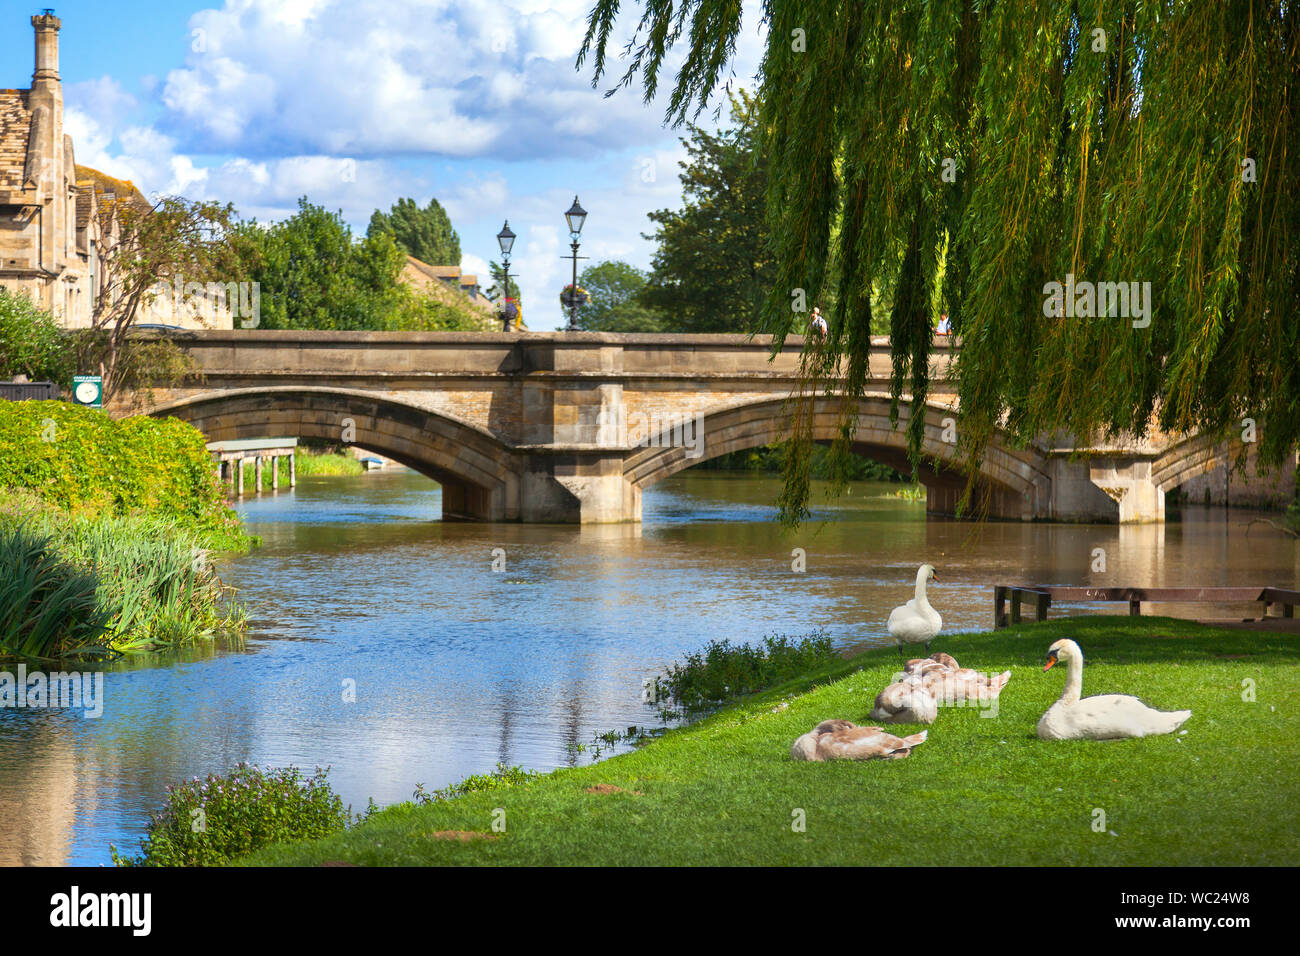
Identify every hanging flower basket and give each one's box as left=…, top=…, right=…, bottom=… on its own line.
left=559, top=284, right=591, bottom=310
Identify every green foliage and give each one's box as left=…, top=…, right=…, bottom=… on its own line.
left=0, top=401, right=246, bottom=548
left=579, top=2, right=1300, bottom=527
left=0, top=524, right=113, bottom=661
left=0, top=492, right=247, bottom=658
left=647, top=631, right=838, bottom=714
left=641, top=90, right=776, bottom=333
left=413, top=763, right=542, bottom=805
left=693, top=442, right=905, bottom=482
left=234, top=198, right=407, bottom=331
left=112, top=764, right=350, bottom=866
left=383, top=283, right=495, bottom=332
left=368, top=197, right=461, bottom=267
left=575, top=260, right=665, bottom=331
left=0, top=288, right=72, bottom=386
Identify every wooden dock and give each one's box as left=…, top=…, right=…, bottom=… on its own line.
left=206, top=438, right=298, bottom=496
left=994, top=584, right=1300, bottom=630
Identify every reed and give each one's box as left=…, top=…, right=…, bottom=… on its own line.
left=0, top=498, right=244, bottom=661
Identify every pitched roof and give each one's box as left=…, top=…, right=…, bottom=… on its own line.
left=74, top=163, right=151, bottom=213
left=0, top=90, right=33, bottom=192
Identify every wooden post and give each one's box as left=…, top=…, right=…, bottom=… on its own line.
left=994, top=586, right=1007, bottom=629
left=1129, top=598, right=1141, bottom=616
left=255, top=456, right=263, bottom=494
left=1034, top=590, right=1051, bottom=622
left=237, top=456, right=244, bottom=496
left=290, top=452, right=296, bottom=488
left=272, top=455, right=279, bottom=490
left=1010, top=590, right=1023, bottom=625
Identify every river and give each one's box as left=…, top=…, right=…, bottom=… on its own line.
left=1, top=469, right=1296, bottom=865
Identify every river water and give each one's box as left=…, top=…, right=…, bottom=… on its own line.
left=1, top=469, right=1297, bottom=865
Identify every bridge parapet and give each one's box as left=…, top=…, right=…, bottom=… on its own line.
left=113, top=331, right=1288, bottom=523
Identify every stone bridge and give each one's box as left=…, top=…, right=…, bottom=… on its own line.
left=117, top=331, right=1292, bottom=524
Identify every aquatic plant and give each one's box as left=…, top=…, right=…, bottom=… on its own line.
left=0, top=494, right=245, bottom=658
left=646, top=630, right=839, bottom=715
left=111, top=764, right=350, bottom=867
left=0, top=525, right=114, bottom=661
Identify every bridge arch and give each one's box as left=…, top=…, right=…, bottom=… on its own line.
left=623, top=395, right=1054, bottom=520
left=149, top=387, right=522, bottom=520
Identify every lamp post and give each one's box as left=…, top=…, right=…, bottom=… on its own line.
left=496, top=220, right=517, bottom=332
left=562, top=196, right=587, bottom=331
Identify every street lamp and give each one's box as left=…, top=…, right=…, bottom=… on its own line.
left=562, top=196, right=587, bottom=331
left=496, top=220, right=517, bottom=332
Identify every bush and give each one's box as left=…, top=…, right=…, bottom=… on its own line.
left=112, top=765, right=351, bottom=866
left=0, top=287, right=72, bottom=387
left=647, top=631, right=839, bottom=714
left=0, top=401, right=247, bottom=549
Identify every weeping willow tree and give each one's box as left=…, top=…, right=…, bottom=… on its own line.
left=579, top=0, right=1298, bottom=525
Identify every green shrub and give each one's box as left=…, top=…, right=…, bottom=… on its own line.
left=0, top=525, right=113, bottom=661
left=647, top=631, right=839, bottom=714
left=0, top=401, right=247, bottom=549
left=0, top=287, right=72, bottom=387
left=112, top=765, right=351, bottom=866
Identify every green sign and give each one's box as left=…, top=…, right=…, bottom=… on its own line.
left=72, top=375, right=102, bottom=408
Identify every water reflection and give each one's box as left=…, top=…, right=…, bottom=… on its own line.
left=0, top=469, right=1296, bottom=865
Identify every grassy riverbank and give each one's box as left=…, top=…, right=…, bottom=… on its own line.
left=0, top=402, right=251, bottom=660
left=243, top=616, right=1300, bottom=866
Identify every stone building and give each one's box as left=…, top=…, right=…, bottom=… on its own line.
left=0, top=12, right=228, bottom=330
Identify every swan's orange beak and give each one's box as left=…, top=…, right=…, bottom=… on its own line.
left=1043, top=652, right=1058, bottom=671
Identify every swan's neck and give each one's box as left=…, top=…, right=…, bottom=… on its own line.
left=913, top=570, right=934, bottom=613
left=1059, top=654, right=1083, bottom=704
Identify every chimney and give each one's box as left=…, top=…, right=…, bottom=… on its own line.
left=32, top=10, right=62, bottom=90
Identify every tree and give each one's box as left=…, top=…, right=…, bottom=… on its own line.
left=576, top=260, right=664, bottom=331
left=81, top=195, right=240, bottom=401
left=579, top=1, right=1300, bottom=526
left=367, top=197, right=461, bottom=266
left=641, top=90, right=776, bottom=333
left=0, top=287, right=72, bottom=385
left=235, top=198, right=406, bottom=331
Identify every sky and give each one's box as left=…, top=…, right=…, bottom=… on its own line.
left=1, top=0, right=767, bottom=329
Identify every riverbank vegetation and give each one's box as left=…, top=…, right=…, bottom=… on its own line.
left=112, top=765, right=350, bottom=867
left=0, top=402, right=251, bottom=661
left=240, top=617, right=1300, bottom=866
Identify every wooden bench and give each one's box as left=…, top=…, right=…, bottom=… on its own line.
left=993, top=585, right=1300, bottom=628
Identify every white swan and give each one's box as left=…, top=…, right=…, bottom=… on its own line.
left=887, top=564, right=942, bottom=655
left=1037, top=639, right=1191, bottom=741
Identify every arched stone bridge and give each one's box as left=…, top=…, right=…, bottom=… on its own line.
left=120, top=331, right=1291, bottom=524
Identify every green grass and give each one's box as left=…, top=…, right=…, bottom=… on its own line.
left=240, top=616, right=1300, bottom=866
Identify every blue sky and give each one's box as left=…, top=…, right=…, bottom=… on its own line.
left=1, top=0, right=766, bottom=329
